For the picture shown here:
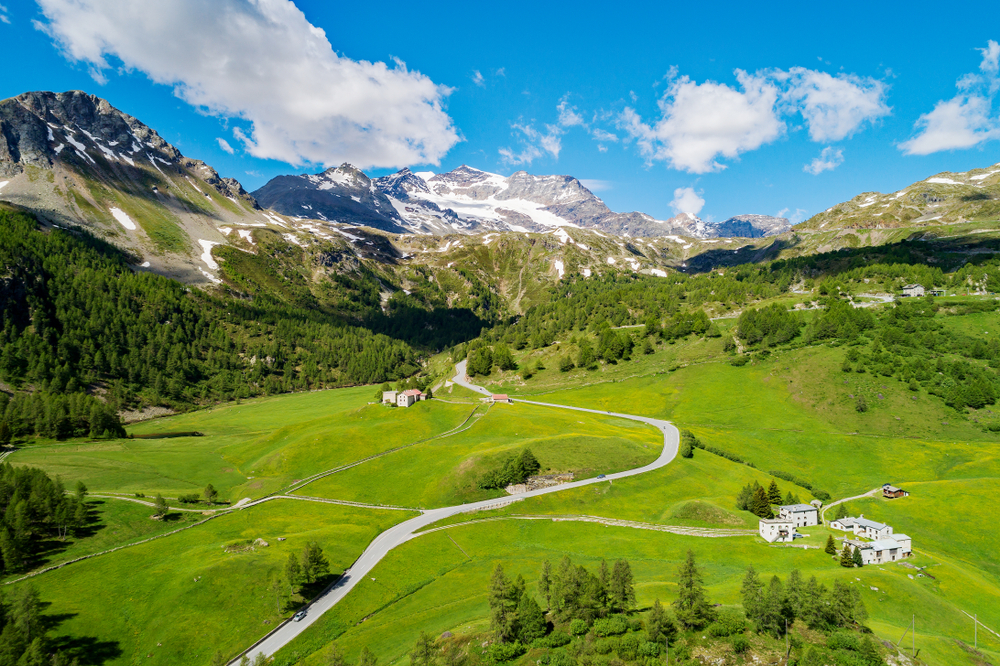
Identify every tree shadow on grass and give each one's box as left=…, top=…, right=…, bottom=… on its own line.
left=20, top=500, right=108, bottom=571
left=41, top=605, right=123, bottom=665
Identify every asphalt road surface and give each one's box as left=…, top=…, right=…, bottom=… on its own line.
left=237, top=362, right=678, bottom=663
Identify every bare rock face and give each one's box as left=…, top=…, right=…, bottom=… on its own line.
left=712, top=214, right=791, bottom=238
left=252, top=163, right=407, bottom=233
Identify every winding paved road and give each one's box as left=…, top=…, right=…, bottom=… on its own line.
left=238, top=362, right=679, bottom=663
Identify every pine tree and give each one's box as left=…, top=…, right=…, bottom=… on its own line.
left=153, top=493, right=168, bottom=518
left=488, top=564, right=518, bottom=642
left=646, top=598, right=677, bottom=646
left=538, top=560, right=552, bottom=610
left=358, top=647, right=378, bottom=666
left=285, top=553, right=302, bottom=593
left=859, top=636, right=884, bottom=665
left=203, top=483, right=218, bottom=503
left=673, top=550, right=715, bottom=629
left=852, top=546, right=864, bottom=568
left=740, top=566, right=764, bottom=627
left=834, top=503, right=849, bottom=520
left=783, top=491, right=795, bottom=505
left=758, top=576, right=786, bottom=637
left=784, top=569, right=803, bottom=621
left=824, top=535, right=837, bottom=555
left=517, top=593, right=547, bottom=643
left=767, top=480, right=782, bottom=505
left=609, top=559, right=636, bottom=612
left=840, top=543, right=855, bottom=568
left=750, top=486, right=774, bottom=518
left=410, top=632, right=437, bottom=666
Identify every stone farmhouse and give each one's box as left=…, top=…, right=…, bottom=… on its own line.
left=902, top=284, right=925, bottom=297
left=854, top=516, right=894, bottom=539
left=778, top=503, right=819, bottom=528
left=382, top=389, right=426, bottom=407
left=758, top=517, right=797, bottom=543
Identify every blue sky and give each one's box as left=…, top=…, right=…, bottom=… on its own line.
left=2, top=1, right=1000, bottom=224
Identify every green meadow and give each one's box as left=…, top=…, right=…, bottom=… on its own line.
left=295, top=402, right=661, bottom=509
left=5, top=498, right=414, bottom=665
left=12, top=388, right=475, bottom=500
left=275, top=518, right=1000, bottom=666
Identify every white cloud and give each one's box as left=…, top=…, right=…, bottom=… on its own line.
left=900, top=40, right=1000, bottom=155
left=0, top=4, right=10, bottom=23
left=780, top=68, right=890, bottom=142
left=216, top=137, right=235, bottom=154
left=777, top=207, right=808, bottom=224
left=597, top=144, right=608, bottom=153
left=669, top=186, right=705, bottom=216
left=495, top=67, right=506, bottom=78
left=579, top=179, right=611, bottom=192
left=557, top=97, right=586, bottom=127
left=499, top=122, right=562, bottom=166
left=619, top=71, right=784, bottom=173
left=472, top=70, right=485, bottom=87
left=803, top=146, right=844, bottom=174
left=591, top=128, right=619, bottom=143
left=34, top=0, right=459, bottom=169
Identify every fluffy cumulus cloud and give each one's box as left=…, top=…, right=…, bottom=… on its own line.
left=499, top=122, right=563, bottom=166
left=803, top=146, right=844, bottom=175
left=669, top=186, right=705, bottom=216
left=619, top=71, right=784, bottom=173
left=216, top=137, right=235, bottom=154
left=618, top=67, right=889, bottom=173
left=779, top=68, right=890, bottom=142
left=33, top=0, right=460, bottom=169
left=900, top=40, right=1000, bottom=155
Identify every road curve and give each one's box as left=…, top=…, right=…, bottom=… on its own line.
left=238, top=362, right=679, bottom=664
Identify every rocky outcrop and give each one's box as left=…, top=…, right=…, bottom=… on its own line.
left=712, top=214, right=791, bottom=238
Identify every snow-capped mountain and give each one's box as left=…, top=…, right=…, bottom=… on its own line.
left=254, top=164, right=781, bottom=239
left=712, top=214, right=791, bottom=238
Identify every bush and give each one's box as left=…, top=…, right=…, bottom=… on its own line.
left=533, top=633, right=571, bottom=649
left=559, top=355, right=575, bottom=372
left=707, top=608, right=746, bottom=637
left=592, top=615, right=629, bottom=637
left=593, top=639, right=615, bottom=655
left=730, top=356, right=749, bottom=367
left=569, top=619, right=589, bottom=636
left=483, top=641, right=526, bottom=665
left=731, top=634, right=750, bottom=654
left=616, top=634, right=640, bottom=661
left=638, top=642, right=661, bottom=658
left=549, top=652, right=575, bottom=666
left=827, top=631, right=861, bottom=651
left=177, top=493, right=201, bottom=504
left=855, top=395, right=868, bottom=413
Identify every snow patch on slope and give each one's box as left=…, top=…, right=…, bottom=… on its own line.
left=198, top=239, right=220, bottom=270
left=109, top=207, right=136, bottom=230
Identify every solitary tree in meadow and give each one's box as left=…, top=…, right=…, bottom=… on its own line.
left=839, top=544, right=855, bottom=568
left=203, top=484, right=218, bottom=503
left=153, top=493, right=168, bottom=518
left=825, top=535, right=837, bottom=555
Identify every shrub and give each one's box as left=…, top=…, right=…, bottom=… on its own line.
left=593, top=639, right=615, bottom=655
left=533, top=633, right=571, bottom=649
left=483, top=641, right=526, bottom=665
left=638, top=642, right=661, bottom=658
left=592, top=615, right=629, bottom=637
left=708, top=608, right=746, bottom=637
left=731, top=356, right=749, bottom=367
left=731, top=635, right=750, bottom=654
left=827, top=631, right=860, bottom=651
left=569, top=619, right=589, bottom=636
left=616, top=634, right=640, bottom=661
left=177, top=493, right=201, bottom=504
left=549, top=653, right=575, bottom=666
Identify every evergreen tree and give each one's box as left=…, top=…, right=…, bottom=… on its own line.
left=784, top=570, right=803, bottom=621
left=326, top=644, right=347, bottom=666
left=852, top=546, right=864, bottom=568
left=825, top=535, right=837, bottom=555
left=750, top=486, right=774, bottom=518
left=767, top=480, right=782, bottom=505
left=609, top=559, right=636, bottom=613
left=840, top=544, right=855, bottom=568
left=799, top=576, right=829, bottom=630
left=538, top=560, right=552, bottom=610
left=203, top=484, right=218, bottom=503
left=783, top=491, right=795, bottom=505
left=758, top=576, right=786, bottom=637
left=153, top=493, right=168, bottom=518
left=673, top=550, right=715, bottom=629
left=358, top=647, right=378, bottom=666
left=859, top=636, right=884, bottom=665
left=646, top=598, right=677, bottom=646
left=517, top=593, right=547, bottom=643
left=834, top=503, right=849, bottom=520
left=285, top=553, right=302, bottom=592
left=301, top=542, right=330, bottom=584
left=410, top=632, right=437, bottom=666
left=488, top=564, right=518, bottom=642
left=75, top=481, right=88, bottom=503
left=740, top=565, right=764, bottom=627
